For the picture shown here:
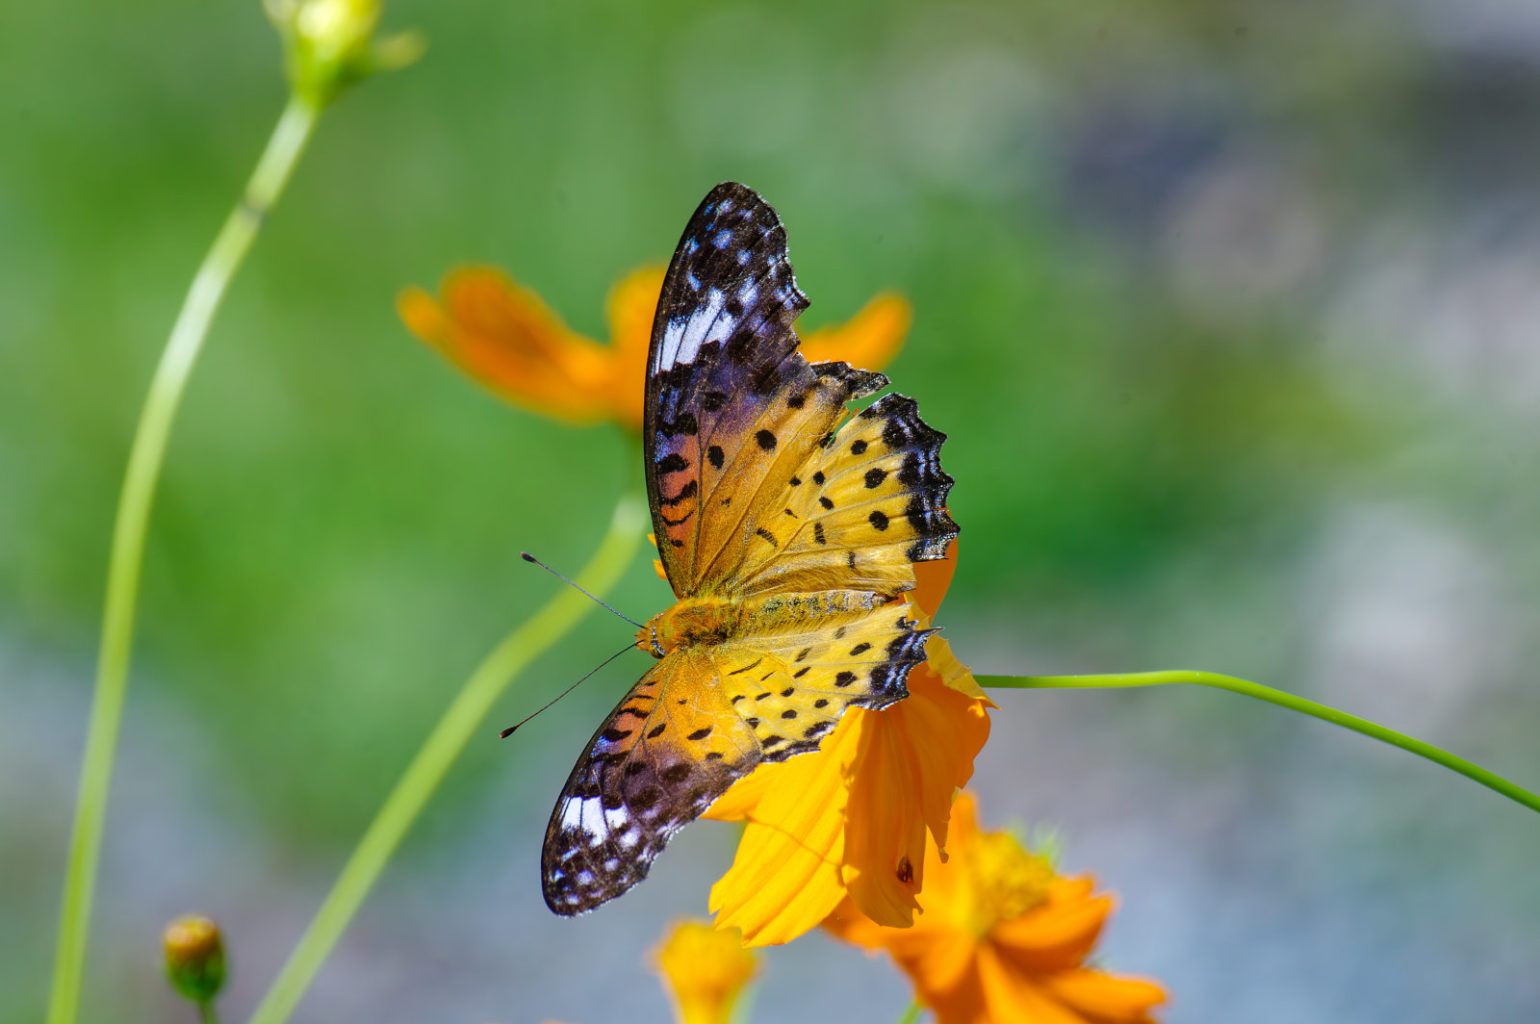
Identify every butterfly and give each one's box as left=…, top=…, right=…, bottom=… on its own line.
left=542, top=182, right=958, bottom=915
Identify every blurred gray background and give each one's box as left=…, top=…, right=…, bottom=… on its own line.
left=3, top=0, right=1539, bottom=1021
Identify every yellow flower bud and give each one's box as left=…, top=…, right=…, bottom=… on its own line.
left=163, top=915, right=226, bottom=1006
left=653, top=920, right=758, bottom=1024
left=298, top=0, right=377, bottom=63
left=265, top=0, right=422, bottom=107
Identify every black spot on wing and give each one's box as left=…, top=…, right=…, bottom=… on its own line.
left=659, top=479, right=697, bottom=507
left=657, top=411, right=698, bottom=437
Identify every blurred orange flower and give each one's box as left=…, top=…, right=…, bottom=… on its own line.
left=825, top=793, right=1167, bottom=1024
left=705, top=543, right=994, bottom=946
left=653, top=920, right=759, bottom=1024
left=398, top=265, right=911, bottom=430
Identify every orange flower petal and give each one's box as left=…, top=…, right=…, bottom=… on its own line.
left=908, top=540, right=958, bottom=621
left=439, top=268, right=612, bottom=394
left=908, top=952, right=988, bottom=1024
left=842, top=666, right=992, bottom=925
left=702, top=743, right=796, bottom=823
left=801, top=293, right=912, bottom=374
left=1054, top=876, right=1099, bottom=901
left=708, top=715, right=859, bottom=946
left=923, top=633, right=991, bottom=704
left=606, top=267, right=666, bottom=356
left=903, top=545, right=988, bottom=702
left=397, top=267, right=619, bottom=423
left=825, top=907, right=987, bottom=1024
left=601, top=267, right=665, bottom=429
left=840, top=708, right=928, bottom=924
left=825, top=793, right=1166, bottom=1024
left=901, top=929, right=981, bottom=998
left=401, top=261, right=911, bottom=433
left=976, top=945, right=1091, bottom=1024
left=990, top=891, right=1115, bottom=973
left=1040, top=969, right=1168, bottom=1024
left=397, top=285, right=451, bottom=345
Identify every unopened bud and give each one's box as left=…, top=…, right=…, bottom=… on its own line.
left=163, top=915, right=226, bottom=1006
left=654, top=920, right=758, bottom=1024
left=266, top=0, right=422, bottom=106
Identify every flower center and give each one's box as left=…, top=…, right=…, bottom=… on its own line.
left=964, top=832, right=1054, bottom=935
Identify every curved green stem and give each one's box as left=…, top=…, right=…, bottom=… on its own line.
left=48, top=94, right=321, bottom=1024
left=979, top=671, right=1540, bottom=816
left=246, top=493, right=648, bottom=1024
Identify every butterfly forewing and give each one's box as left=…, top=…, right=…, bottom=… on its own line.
left=644, top=184, right=894, bottom=598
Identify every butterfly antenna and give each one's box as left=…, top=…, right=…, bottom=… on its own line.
left=520, top=552, right=644, bottom=628
left=498, top=641, right=638, bottom=739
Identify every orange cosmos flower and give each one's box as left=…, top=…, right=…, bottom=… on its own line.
left=825, top=793, right=1167, bottom=1024
left=398, top=265, right=911, bottom=430
left=705, top=542, right=995, bottom=946
left=653, top=920, right=759, bottom=1024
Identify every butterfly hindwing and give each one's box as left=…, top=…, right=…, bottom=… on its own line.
left=541, top=592, right=932, bottom=915
left=728, top=391, right=956, bottom=597
left=714, top=590, right=932, bottom=761
left=542, top=655, right=759, bottom=915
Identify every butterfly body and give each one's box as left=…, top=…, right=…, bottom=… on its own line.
left=637, top=595, right=741, bottom=655
left=542, top=182, right=957, bottom=916
left=638, top=589, right=898, bottom=655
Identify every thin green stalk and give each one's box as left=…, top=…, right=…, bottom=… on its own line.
left=199, top=1002, right=220, bottom=1024
left=246, top=493, right=648, bottom=1024
left=979, top=671, right=1540, bottom=815
left=48, top=95, right=321, bottom=1024
left=895, top=1001, right=925, bottom=1024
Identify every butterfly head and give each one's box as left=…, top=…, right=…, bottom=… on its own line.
left=636, top=598, right=740, bottom=659
left=636, top=620, right=666, bottom=659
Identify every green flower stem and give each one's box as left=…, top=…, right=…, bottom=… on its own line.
left=979, top=671, right=1540, bottom=815
left=48, top=94, right=321, bottom=1024
left=246, top=493, right=648, bottom=1024
left=895, top=1002, right=925, bottom=1024
left=200, top=1003, right=220, bottom=1024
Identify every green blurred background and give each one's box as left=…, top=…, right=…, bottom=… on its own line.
left=4, top=0, right=1539, bottom=1021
